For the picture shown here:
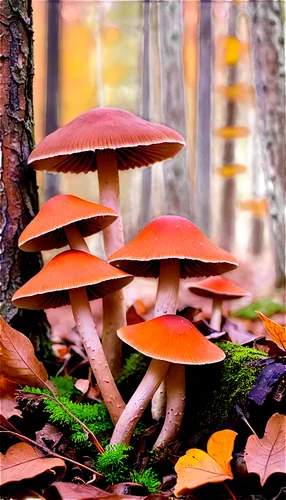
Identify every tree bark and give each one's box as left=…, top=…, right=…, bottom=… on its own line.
left=0, top=0, right=50, bottom=358
left=44, top=0, right=60, bottom=201
left=141, top=0, right=152, bottom=228
left=158, top=0, right=192, bottom=219
left=247, top=0, right=285, bottom=286
left=195, top=0, right=212, bottom=236
left=219, top=2, right=238, bottom=252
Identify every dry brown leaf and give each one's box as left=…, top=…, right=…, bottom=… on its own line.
left=45, top=482, right=147, bottom=500
left=0, top=442, right=65, bottom=486
left=256, top=312, right=286, bottom=352
left=0, top=316, right=48, bottom=387
left=0, top=376, right=22, bottom=419
left=244, top=413, right=286, bottom=486
left=174, top=429, right=237, bottom=496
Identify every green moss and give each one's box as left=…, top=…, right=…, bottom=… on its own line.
left=130, top=468, right=161, bottom=493
left=50, top=375, right=80, bottom=398
left=193, top=342, right=267, bottom=432
left=116, top=352, right=149, bottom=386
left=95, top=444, right=132, bottom=484
left=232, top=298, right=285, bottom=320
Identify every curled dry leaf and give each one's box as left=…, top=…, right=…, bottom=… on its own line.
left=0, top=316, right=48, bottom=387
left=244, top=413, right=286, bottom=486
left=256, top=311, right=286, bottom=352
left=45, top=481, right=147, bottom=500
left=174, top=429, right=237, bottom=496
left=0, top=376, right=22, bottom=420
left=0, top=442, right=65, bottom=487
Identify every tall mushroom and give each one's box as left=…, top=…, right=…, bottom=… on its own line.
left=189, top=275, right=251, bottom=331
left=108, top=215, right=238, bottom=445
left=28, top=107, right=185, bottom=375
left=110, top=314, right=225, bottom=446
left=12, top=250, right=133, bottom=424
left=18, top=194, right=118, bottom=254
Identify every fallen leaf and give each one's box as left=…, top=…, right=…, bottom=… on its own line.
left=107, top=483, right=146, bottom=496
left=223, top=318, right=260, bottom=345
left=0, top=414, right=20, bottom=432
left=244, top=413, right=286, bottom=486
left=248, top=363, right=286, bottom=405
left=0, top=376, right=22, bottom=419
left=75, top=379, right=90, bottom=394
left=36, top=423, right=64, bottom=451
left=174, top=429, right=237, bottom=496
left=45, top=481, right=146, bottom=499
left=126, top=306, right=145, bottom=326
left=0, top=442, right=65, bottom=486
left=0, top=316, right=48, bottom=387
left=256, top=312, right=286, bottom=352
left=3, top=487, right=46, bottom=499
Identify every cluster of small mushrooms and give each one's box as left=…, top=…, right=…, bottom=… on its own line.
left=12, top=107, right=249, bottom=449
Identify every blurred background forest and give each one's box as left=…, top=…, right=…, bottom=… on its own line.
left=32, top=0, right=285, bottom=301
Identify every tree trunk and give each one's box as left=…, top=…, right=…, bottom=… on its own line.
left=158, top=0, right=192, bottom=219
left=0, top=0, right=50, bottom=359
left=250, top=137, right=265, bottom=257
left=44, top=0, right=60, bottom=201
left=247, top=0, right=285, bottom=287
left=195, top=0, right=212, bottom=236
left=141, top=0, right=152, bottom=228
left=219, top=2, right=238, bottom=252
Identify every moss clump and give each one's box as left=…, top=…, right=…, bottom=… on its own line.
left=50, top=375, right=81, bottom=398
left=130, top=468, right=161, bottom=493
left=232, top=298, right=285, bottom=320
left=192, top=342, right=267, bottom=433
left=116, top=352, right=149, bottom=400
left=95, top=444, right=132, bottom=484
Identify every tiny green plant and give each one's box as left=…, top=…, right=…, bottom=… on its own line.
left=130, top=468, right=161, bottom=493
left=95, top=444, right=132, bottom=484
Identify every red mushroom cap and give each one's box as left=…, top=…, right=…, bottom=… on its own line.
left=189, top=276, right=251, bottom=300
left=19, top=194, right=118, bottom=252
left=118, top=315, right=225, bottom=364
left=108, top=216, right=238, bottom=278
left=12, top=250, right=133, bottom=310
left=28, top=108, right=185, bottom=173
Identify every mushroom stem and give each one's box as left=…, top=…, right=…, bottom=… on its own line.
left=97, top=150, right=126, bottom=376
left=69, top=287, right=125, bottom=424
left=152, top=259, right=180, bottom=420
left=64, top=225, right=90, bottom=252
left=210, top=298, right=223, bottom=331
left=153, top=363, right=186, bottom=449
left=110, top=359, right=170, bottom=446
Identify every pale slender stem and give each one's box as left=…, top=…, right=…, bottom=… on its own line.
left=210, top=298, right=223, bottom=331
left=69, top=287, right=125, bottom=424
left=153, top=363, right=186, bottom=449
left=110, top=359, right=170, bottom=446
left=64, top=224, right=90, bottom=252
left=97, top=150, right=126, bottom=376
left=152, top=259, right=180, bottom=420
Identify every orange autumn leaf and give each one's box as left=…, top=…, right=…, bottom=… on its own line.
left=256, top=311, right=286, bottom=352
left=0, top=442, right=65, bottom=487
left=244, top=413, right=286, bottom=486
left=0, top=376, right=22, bottom=420
left=174, top=429, right=237, bottom=496
left=214, top=126, right=251, bottom=139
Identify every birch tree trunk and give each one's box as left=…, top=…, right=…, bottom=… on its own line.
left=0, top=0, right=50, bottom=356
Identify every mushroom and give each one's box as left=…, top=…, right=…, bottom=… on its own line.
left=189, top=275, right=251, bottom=331
left=28, top=107, right=185, bottom=375
left=18, top=193, right=118, bottom=253
left=108, top=215, right=238, bottom=445
left=110, top=314, right=225, bottom=446
left=12, top=250, right=133, bottom=424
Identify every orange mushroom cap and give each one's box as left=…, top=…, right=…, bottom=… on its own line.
left=108, top=216, right=238, bottom=278
left=19, top=194, right=118, bottom=252
left=12, top=250, right=133, bottom=310
left=189, top=276, right=251, bottom=301
left=118, top=315, right=225, bottom=364
left=28, top=108, right=185, bottom=174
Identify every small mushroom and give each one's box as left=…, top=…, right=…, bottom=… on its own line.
left=109, top=215, right=238, bottom=445
left=28, top=107, right=185, bottom=375
left=18, top=194, right=118, bottom=253
left=12, top=250, right=133, bottom=424
left=110, top=315, right=225, bottom=447
left=189, top=275, right=251, bottom=331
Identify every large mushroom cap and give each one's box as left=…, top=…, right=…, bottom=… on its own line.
left=108, top=216, right=238, bottom=278
left=12, top=250, right=133, bottom=310
left=28, top=108, right=185, bottom=174
left=189, top=276, right=251, bottom=300
left=118, top=315, right=225, bottom=364
left=19, top=194, right=118, bottom=252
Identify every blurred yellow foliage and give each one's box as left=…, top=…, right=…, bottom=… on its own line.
left=216, top=83, right=256, bottom=106
left=103, top=65, right=129, bottom=86
left=216, top=164, right=247, bottom=177
left=103, top=26, right=121, bottom=46
left=238, top=198, right=269, bottom=217
left=214, top=126, right=251, bottom=139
